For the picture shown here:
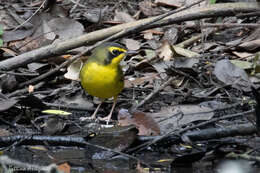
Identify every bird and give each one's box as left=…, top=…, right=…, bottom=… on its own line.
left=80, top=42, right=128, bottom=124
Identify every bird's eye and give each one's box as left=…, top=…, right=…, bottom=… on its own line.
left=112, top=49, right=120, bottom=55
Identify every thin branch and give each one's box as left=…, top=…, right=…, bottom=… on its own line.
left=12, top=0, right=47, bottom=31
left=131, top=77, right=175, bottom=111
left=7, top=81, right=45, bottom=97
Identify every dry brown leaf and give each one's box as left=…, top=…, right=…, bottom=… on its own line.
left=0, top=47, right=18, bottom=56
left=49, top=1, right=68, bottom=18
left=57, top=163, right=70, bottom=173
left=28, top=1, right=43, bottom=6
left=16, top=15, right=84, bottom=52
left=155, top=0, right=182, bottom=7
left=43, top=117, right=65, bottom=135
left=0, top=128, right=12, bottom=136
left=232, top=51, right=253, bottom=59
left=28, top=85, right=34, bottom=93
left=2, top=29, right=34, bottom=42
left=142, top=29, right=164, bottom=35
left=118, top=109, right=160, bottom=136
left=134, top=59, right=158, bottom=72
left=143, top=32, right=153, bottom=40
left=48, top=18, right=84, bottom=44
left=150, top=105, right=214, bottom=134
left=42, top=19, right=56, bottom=40
left=61, top=54, right=72, bottom=59
left=139, top=0, right=163, bottom=16
left=64, top=59, right=82, bottom=81
left=142, top=29, right=164, bottom=40
left=239, top=39, right=260, bottom=51
left=114, top=10, right=136, bottom=23
left=103, top=20, right=123, bottom=24
left=15, top=35, right=48, bottom=52
left=162, top=27, right=178, bottom=45
left=124, top=39, right=141, bottom=51
left=158, top=40, right=173, bottom=61
left=214, top=59, right=251, bottom=92
left=125, top=73, right=158, bottom=88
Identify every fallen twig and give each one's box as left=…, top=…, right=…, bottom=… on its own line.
left=12, top=0, right=47, bottom=31
left=183, top=123, right=256, bottom=141
left=7, top=81, right=45, bottom=97
left=181, top=23, right=260, bottom=29
left=176, top=28, right=217, bottom=48
left=131, top=77, right=175, bottom=111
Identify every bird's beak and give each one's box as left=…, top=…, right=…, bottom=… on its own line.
left=126, top=50, right=138, bottom=55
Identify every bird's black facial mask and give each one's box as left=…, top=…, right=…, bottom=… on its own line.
left=104, top=46, right=127, bottom=65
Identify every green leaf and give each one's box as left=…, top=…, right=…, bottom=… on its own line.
left=230, top=60, right=252, bottom=70
left=42, top=109, right=71, bottom=116
left=0, top=39, right=3, bottom=47
left=0, top=25, right=3, bottom=35
left=252, top=52, right=260, bottom=74
left=144, top=49, right=156, bottom=60
left=172, top=45, right=200, bottom=58
left=210, top=0, right=217, bottom=4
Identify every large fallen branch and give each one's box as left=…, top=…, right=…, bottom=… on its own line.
left=182, top=123, right=256, bottom=141
left=0, top=2, right=258, bottom=70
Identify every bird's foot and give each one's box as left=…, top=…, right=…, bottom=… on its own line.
left=98, top=115, right=112, bottom=125
left=80, top=115, right=97, bottom=122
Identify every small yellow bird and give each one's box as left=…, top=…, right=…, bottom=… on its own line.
left=80, top=42, right=129, bottom=123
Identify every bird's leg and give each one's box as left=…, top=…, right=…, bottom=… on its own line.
left=80, top=99, right=103, bottom=121
left=99, top=97, right=117, bottom=124
left=90, top=101, right=102, bottom=119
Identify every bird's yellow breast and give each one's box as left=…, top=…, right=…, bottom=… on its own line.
left=80, top=62, right=124, bottom=99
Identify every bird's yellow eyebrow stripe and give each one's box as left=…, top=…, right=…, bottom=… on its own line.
left=108, top=46, right=127, bottom=53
